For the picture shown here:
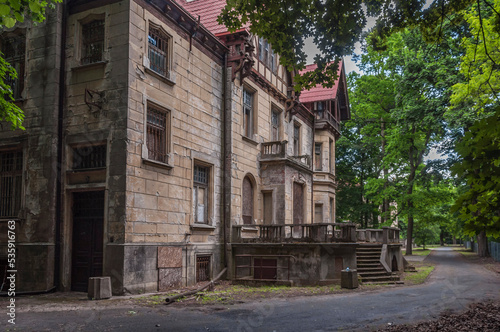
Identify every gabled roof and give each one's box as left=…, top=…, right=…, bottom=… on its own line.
left=178, top=0, right=232, bottom=35
left=298, top=61, right=344, bottom=104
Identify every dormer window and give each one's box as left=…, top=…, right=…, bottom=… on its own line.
left=258, top=37, right=277, bottom=73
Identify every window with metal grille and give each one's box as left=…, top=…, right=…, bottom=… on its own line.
left=72, top=145, right=107, bottom=170
left=148, top=25, right=169, bottom=77
left=193, top=164, right=209, bottom=223
left=315, top=143, right=322, bottom=171
left=0, top=150, right=23, bottom=218
left=196, top=256, right=211, bottom=282
left=271, top=109, right=280, bottom=141
left=243, top=89, right=253, bottom=138
left=81, top=20, right=104, bottom=64
left=1, top=30, right=25, bottom=100
left=146, top=104, right=169, bottom=164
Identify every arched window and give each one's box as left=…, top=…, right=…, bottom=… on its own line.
left=242, top=176, right=254, bottom=225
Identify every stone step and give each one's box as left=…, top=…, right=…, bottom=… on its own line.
left=357, top=254, right=380, bottom=258
left=360, top=275, right=400, bottom=283
left=357, top=259, right=380, bottom=263
left=357, top=263, right=381, bottom=268
left=358, top=271, right=390, bottom=277
left=357, top=267, right=386, bottom=272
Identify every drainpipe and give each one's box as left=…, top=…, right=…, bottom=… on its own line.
left=55, top=0, right=68, bottom=290
left=311, top=110, right=315, bottom=224
left=222, top=52, right=232, bottom=273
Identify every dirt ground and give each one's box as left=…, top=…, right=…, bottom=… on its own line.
left=378, top=301, right=500, bottom=331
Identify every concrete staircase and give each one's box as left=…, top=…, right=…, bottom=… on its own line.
left=356, top=244, right=400, bottom=284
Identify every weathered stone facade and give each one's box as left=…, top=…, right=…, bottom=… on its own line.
left=0, top=0, right=354, bottom=294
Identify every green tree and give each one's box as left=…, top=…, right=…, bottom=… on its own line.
left=0, top=0, right=61, bottom=130
left=218, top=0, right=476, bottom=90
left=449, top=0, right=500, bottom=257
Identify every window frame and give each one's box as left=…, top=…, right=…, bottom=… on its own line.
left=81, top=18, right=105, bottom=65
left=71, top=143, right=107, bottom=171
left=193, top=162, right=211, bottom=224
left=242, top=88, right=255, bottom=139
left=293, top=123, right=301, bottom=156
left=0, top=148, right=23, bottom=219
left=77, top=14, right=106, bottom=67
left=270, top=107, right=281, bottom=142
left=146, top=21, right=173, bottom=81
left=142, top=100, right=173, bottom=168
left=0, top=29, right=26, bottom=100
left=314, top=142, right=322, bottom=171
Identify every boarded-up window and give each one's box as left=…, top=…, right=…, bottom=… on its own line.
left=0, top=150, right=22, bottom=218
left=293, top=182, right=304, bottom=225
left=196, top=256, right=211, bottom=282
left=1, top=30, right=25, bottom=100
left=315, top=143, right=322, bottom=171
left=81, top=20, right=104, bottom=64
left=242, top=176, right=254, bottom=225
left=315, top=204, right=323, bottom=223
left=330, top=198, right=335, bottom=222
left=148, top=25, right=169, bottom=77
left=329, top=139, right=334, bottom=173
left=193, top=164, right=209, bottom=223
left=254, top=258, right=277, bottom=280
left=146, top=104, right=169, bottom=164
left=243, top=89, right=253, bottom=138
left=263, top=191, right=273, bottom=224
left=72, top=144, right=106, bottom=170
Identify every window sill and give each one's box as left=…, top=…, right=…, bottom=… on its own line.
left=71, top=61, right=108, bottom=71
left=242, top=136, right=259, bottom=146
left=190, top=224, right=216, bottom=231
left=142, top=158, right=173, bottom=170
left=145, top=67, right=175, bottom=86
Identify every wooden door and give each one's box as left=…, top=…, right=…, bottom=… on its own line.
left=71, top=191, right=104, bottom=292
left=293, top=182, right=304, bottom=224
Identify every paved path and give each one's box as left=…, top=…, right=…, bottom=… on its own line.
left=3, top=248, right=500, bottom=331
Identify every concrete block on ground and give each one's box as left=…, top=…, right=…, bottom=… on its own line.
left=341, top=269, right=358, bottom=289
left=88, top=277, right=112, bottom=300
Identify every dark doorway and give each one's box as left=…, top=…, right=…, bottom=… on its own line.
left=392, top=255, right=398, bottom=272
left=254, top=258, right=277, bottom=280
left=71, top=191, right=104, bottom=292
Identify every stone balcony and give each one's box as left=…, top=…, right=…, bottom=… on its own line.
left=314, top=110, right=340, bottom=134
left=232, top=223, right=357, bottom=244
left=260, top=140, right=311, bottom=170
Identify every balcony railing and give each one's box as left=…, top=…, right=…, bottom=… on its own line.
left=315, top=110, right=340, bottom=133
left=356, top=227, right=400, bottom=244
left=260, top=140, right=311, bottom=168
left=232, top=223, right=357, bottom=243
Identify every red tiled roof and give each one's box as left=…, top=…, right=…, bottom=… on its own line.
left=178, top=0, right=231, bottom=35
left=298, top=61, right=344, bottom=104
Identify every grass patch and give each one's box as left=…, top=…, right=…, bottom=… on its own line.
left=404, top=264, right=435, bottom=285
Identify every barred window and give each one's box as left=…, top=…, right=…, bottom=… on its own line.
left=0, top=150, right=23, bottom=218
left=1, top=30, right=26, bottom=100
left=81, top=20, right=104, bottom=64
left=193, top=164, right=209, bottom=224
left=148, top=25, right=169, bottom=77
left=72, top=144, right=107, bottom=170
left=146, top=105, right=169, bottom=164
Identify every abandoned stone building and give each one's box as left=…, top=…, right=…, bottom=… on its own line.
left=0, top=0, right=403, bottom=295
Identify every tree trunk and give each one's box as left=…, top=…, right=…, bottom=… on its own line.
left=439, top=229, right=444, bottom=246
left=477, top=230, right=490, bottom=257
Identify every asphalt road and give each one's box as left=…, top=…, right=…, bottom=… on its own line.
left=5, top=248, right=500, bottom=331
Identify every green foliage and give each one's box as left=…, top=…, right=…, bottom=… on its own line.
left=218, top=0, right=474, bottom=90
left=0, top=0, right=61, bottom=130
left=0, top=55, right=23, bottom=129
left=449, top=0, right=500, bottom=124
left=452, top=109, right=500, bottom=238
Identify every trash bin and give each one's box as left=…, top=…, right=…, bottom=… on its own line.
left=341, top=269, right=358, bottom=289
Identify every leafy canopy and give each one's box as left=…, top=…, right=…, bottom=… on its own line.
left=218, top=0, right=474, bottom=90
left=0, top=0, right=61, bottom=130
